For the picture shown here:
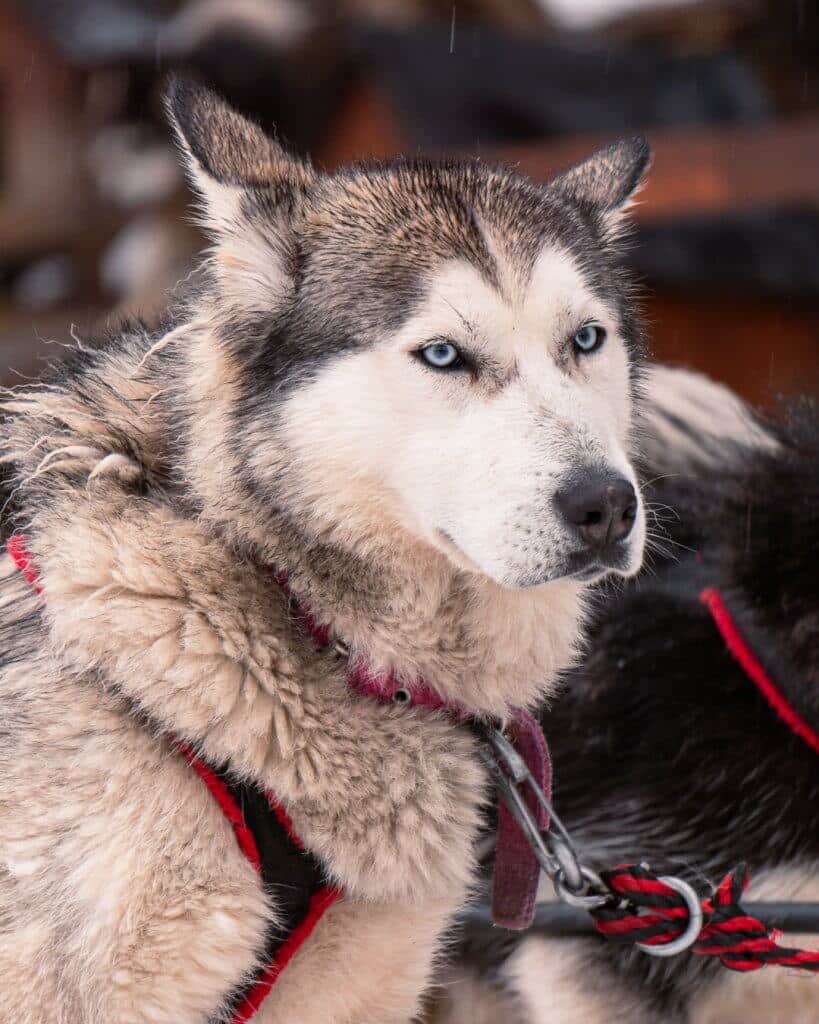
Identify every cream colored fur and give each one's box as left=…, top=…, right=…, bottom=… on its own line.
left=0, top=465, right=486, bottom=1022
left=180, top=323, right=589, bottom=717
left=639, top=364, right=778, bottom=473
left=0, top=85, right=651, bottom=1022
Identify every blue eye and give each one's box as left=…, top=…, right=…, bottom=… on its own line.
left=573, top=324, right=606, bottom=354
left=419, top=340, right=462, bottom=370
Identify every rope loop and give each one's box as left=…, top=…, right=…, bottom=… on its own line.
left=592, top=863, right=819, bottom=972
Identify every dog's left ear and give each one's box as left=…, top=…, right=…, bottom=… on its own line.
left=549, top=137, right=651, bottom=231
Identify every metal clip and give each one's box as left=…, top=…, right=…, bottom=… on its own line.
left=483, top=727, right=610, bottom=910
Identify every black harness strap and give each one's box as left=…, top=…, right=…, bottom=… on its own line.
left=213, top=770, right=332, bottom=1021
left=173, top=746, right=340, bottom=1023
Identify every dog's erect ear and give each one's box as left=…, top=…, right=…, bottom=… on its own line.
left=166, top=77, right=314, bottom=318
left=549, top=137, right=651, bottom=229
left=166, top=76, right=314, bottom=231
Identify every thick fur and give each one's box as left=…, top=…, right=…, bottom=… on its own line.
left=0, top=82, right=651, bottom=1022
left=432, top=372, right=819, bottom=1023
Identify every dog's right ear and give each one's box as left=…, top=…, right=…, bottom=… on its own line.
left=166, top=78, right=316, bottom=319
left=166, top=77, right=314, bottom=235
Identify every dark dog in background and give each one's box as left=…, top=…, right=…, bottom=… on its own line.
left=432, top=369, right=819, bottom=1024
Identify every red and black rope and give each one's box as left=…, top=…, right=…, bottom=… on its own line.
left=592, top=863, right=819, bottom=972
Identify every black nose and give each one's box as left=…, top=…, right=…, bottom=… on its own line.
left=555, top=475, right=637, bottom=550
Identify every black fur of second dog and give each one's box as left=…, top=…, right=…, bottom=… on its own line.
left=459, top=397, right=819, bottom=1020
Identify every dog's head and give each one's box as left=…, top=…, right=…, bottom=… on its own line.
left=170, top=80, right=648, bottom=588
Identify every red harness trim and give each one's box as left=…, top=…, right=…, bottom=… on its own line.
left=229, top=886, right=341, bottom=1024
left=6, top=534, right=341, bottom=1022
left=178, top=740, right=341, bottom=1022
left=174, top=740, right=262, bottom=872
left=177, top=741, right=341, bottom=1021
left=700, top=586, right=819, bottom=755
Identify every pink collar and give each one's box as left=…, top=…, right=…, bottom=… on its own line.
left=276, top=572, right=469, bottom=715
left=276, top=572, right=552, bottom=929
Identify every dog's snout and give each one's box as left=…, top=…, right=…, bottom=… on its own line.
left=555, top=475, right=637, bottom=550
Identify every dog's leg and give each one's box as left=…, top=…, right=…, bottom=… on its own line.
left=255, top=898, right=460, bottom=1024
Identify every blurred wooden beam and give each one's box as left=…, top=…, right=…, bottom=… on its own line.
left=489, top=116, right=819, bottom=220
left=492, top=118, right=819, bottom=403
left=647, top=292, right=819, bottom=406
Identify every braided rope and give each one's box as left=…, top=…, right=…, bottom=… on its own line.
left=592, top=863, right=819, bottom=971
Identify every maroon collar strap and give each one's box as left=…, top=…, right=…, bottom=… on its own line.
left=491, top=709, right=551, bottom=928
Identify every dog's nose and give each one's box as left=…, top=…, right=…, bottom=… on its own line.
left=555, top=476, right=637, bottom=550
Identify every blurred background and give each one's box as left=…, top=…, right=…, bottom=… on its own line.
left=1, top=0, right=817, bottom=403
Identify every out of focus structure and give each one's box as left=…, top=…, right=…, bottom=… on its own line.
left=1, top=0, right=817, bottom=403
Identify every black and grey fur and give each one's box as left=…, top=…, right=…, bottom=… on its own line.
left=433, top=382, right=819, bottom=1024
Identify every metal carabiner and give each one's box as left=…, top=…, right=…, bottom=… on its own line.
left=482, top=727, right=709, bottom=958
left=483, top=743, right=558, bottom=877
left=554, top=865, right=611, bottom=910
left=486, top=730, right=584, bottom=878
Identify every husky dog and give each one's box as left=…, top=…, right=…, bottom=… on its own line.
left=431, top=372, right=819, bottom=1024
left=0, top=80, right=650, bottom=1023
